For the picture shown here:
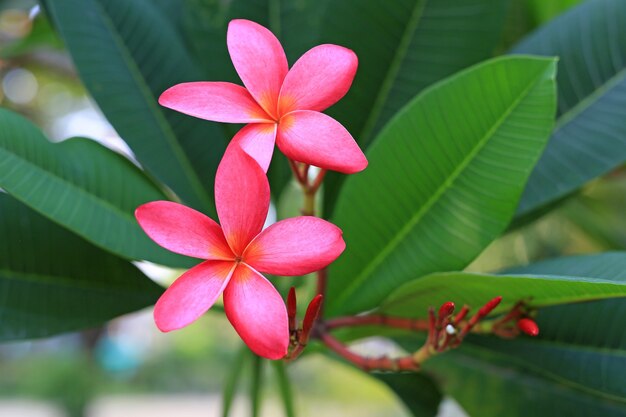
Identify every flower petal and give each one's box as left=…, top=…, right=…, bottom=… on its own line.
left=227, top=19, right=287, bottom=119
left=225, top=123, right=277, bottom=173
left=244, top=217, right=345, bottom=276
left=278, top=44, right=358, bottom=114
left=136, top=201, right=233, bottom=260
left=154, top=260, right=236, bottom=332
left=159, top=82, right=272, bottom=123
left=224, top=264, right=288, bottom=359
left=277, top=110, right=368, bottom=174
left=215, top=146, right=270, bottom=255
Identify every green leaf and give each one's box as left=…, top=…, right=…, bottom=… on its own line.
left=466, top=252, right=626, bottom=400
left=527, top=0, right=583, bottom=24
left=327, top=56, right=557, bottom=315
left=375, top=373, right=442, bottom=417
left=320, top=0, right=510, bottom=216
left=0, top=193, right=162, bottom=341
left=250, top=354, right=264, bottom=417
left=0, top=109, right=190, bottom=267
left=380, top=270, right=626, bottom=318
left=222, top=345, right=249, bottom=417
left=423, top=253, right=626, bottom=414
left=45, top=0, right=225, bottom=214
left=428, top=349, right=626, bottom=417
left=272, top=361, right=295, bottom=417
left=512, top=0, right=626, bottom=219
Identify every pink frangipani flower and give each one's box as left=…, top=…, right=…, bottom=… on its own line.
left=159, top=19, right=367, bottom=174
left=135, top=149, right=345, bottom=359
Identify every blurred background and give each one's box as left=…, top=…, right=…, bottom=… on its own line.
left=1, top=0, right=624, bottom=416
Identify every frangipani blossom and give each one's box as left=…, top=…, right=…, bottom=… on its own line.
left=135, top=149, right=345, bottom=359
left=159, top=19, right=367, bottom=174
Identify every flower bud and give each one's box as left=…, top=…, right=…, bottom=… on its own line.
left=478, top=296, right=502, bottom=318
left=438, top=301, right=455, bottom=319
left=517, top=318, right=539, bottom=336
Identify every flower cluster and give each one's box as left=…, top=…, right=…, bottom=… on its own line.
left=136, top=19, right=366, bottom=359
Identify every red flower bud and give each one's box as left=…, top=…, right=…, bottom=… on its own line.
left=478, top=296, right=502, bottom=318
left=517, top=318, right=539, bottom=336
left=300, top=295, right=323, bottom=345
left=287, top=287, right=297, bottom=332
left=438, top=301, right=455, bottom=319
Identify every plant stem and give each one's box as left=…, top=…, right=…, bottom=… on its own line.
left=325, top=314, right=430, bottom=331
left=319, top=332, right=419, bottom=372
left=315, top=268, right=327, bottom=316
left=250, top=354, right=264, bottom=417
left=221, top=346, right=248, bottom=417
left=302, top=190, right=316, bottom=216
left=272, top=361, right=296, bottom=417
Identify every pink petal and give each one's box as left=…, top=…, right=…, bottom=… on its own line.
left=244, top=217, right=345, bottom=276
left=225, top=123, right=277, bottom=173
left=215, top=146, right=270, bottom=255
left=227, top=19, right=287, bottom=119
left=154, top=260, right=236, bottom=332
left=277, top=110, right=368, bottom=174
left=136, top=201, right=233, bottom=260
left=224, top=264, right=288, bottom=359
left=159, top=82, right=272, bottom=123
left=278, top=44, right=358, bottom=115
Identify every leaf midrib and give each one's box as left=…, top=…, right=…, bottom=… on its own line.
left=0, top=145, right=140, bottom=239
left=336, top=64, right=551, bottom=308
left=50, top=0, right=212, bottom=210
left=553, top=66, right=626, bottom=132
left=381, top=272, right=626, bottom=312
left=0, top=268, right=155, bottom=294
left=358, top=0, right=429, bottom=143
left=463, top=341, right=626, bottom=404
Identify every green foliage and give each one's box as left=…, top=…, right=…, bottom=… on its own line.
left=375, top=373, right=442, bottom=417
left=422, top=253, right=626, bottom=415
left=0, top=109, right=191, bottom=267
left=381, top=269, right=626, bottom=318
left=327, top=56, right=557, bottom=315
left=0, top=194, right=162, bottom=340
left=513, top=0, right=626, bottom=220
left=321, top=0, right=510, bottom=216
left=429, top=349, right=626, bottom=417
left=45, top=0, right=226, bottom=214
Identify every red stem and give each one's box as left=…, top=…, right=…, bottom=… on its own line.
left=319, top=332, right=419, bottom=372
left=325, top=314, right=430, bottom=331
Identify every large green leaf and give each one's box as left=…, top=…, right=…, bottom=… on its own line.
left=375, top=373, right=442, bottom=417
left=0, top=109, right=190, bottom=267
left=420, top=253, right=626, bottom=415
left=45, top=0, right=225, bottom=214
left=380, top=270, right=626, bottom=318
left=0, top=194, right=162, bottom=340
left=427, top=349, right=626, bottom=417
left=181, top=0, right=329, bottom=199
left=513, top=0, right=626, bottom=219
left=327, top=56, right=557, bottom=315
left=320, top=0, right=510, bottom=216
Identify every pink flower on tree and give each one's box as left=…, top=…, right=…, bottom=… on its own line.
left=135, top=149, right=345, bottom=359
left=159, top=19, right=367, bottom=174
